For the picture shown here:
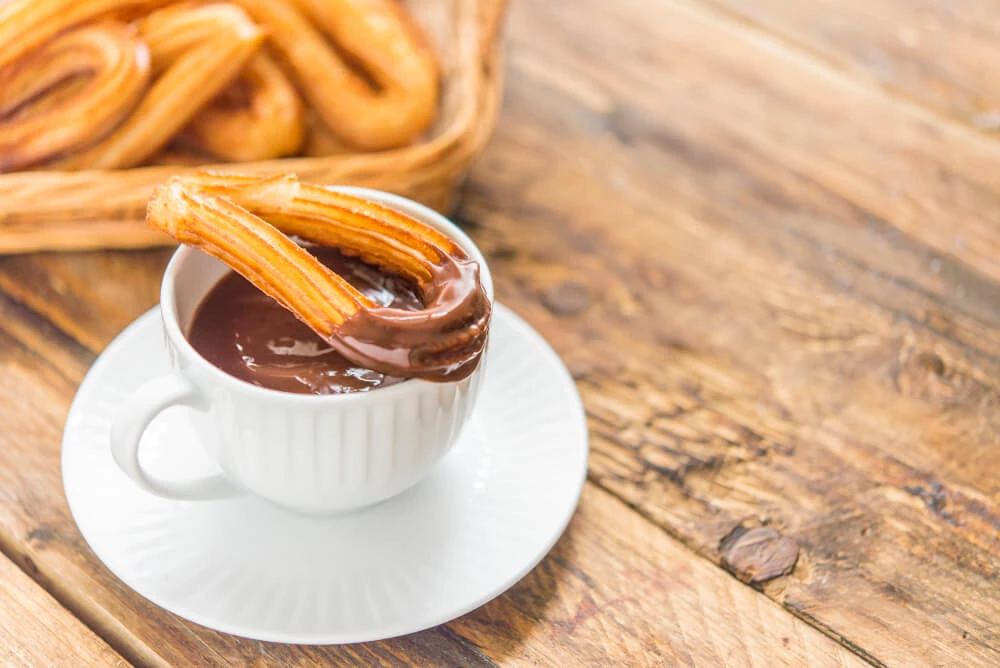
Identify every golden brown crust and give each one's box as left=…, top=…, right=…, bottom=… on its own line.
left=148, top=174, right=364, bottom=331
left=50, top=4, right=264, bottom=170
left=0, top=0, right=440, bottom=169
left=232, top=0, right=439, bottom=150
left=0, top=21, right=150, bottom=171
left=302, top=109, right=351, bottom=157
left=182, top=51, right=305, bottom=162
left=146, top=171, right=490, bottom=380
left=0, top=0, right=155, bottom=72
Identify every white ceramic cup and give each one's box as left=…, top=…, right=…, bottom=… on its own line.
left=110, top=187, right=493, bottom=514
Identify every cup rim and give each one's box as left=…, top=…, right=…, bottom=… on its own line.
left=159, top=185, right=493, bottom=405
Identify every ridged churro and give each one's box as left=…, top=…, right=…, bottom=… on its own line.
left=232, top=0, right=439, bottom=150
left=183, top=52, right=304, bottom=162
left=0, top=22, right=149, bottom=171
left=147, top=171, right=490, bottom=380
left=0, top=0, right=441, bottom=171
left=50, top=4, right=264, bottom=169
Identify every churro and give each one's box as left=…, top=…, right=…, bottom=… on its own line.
left=0, top=22, right=149, bottom=171
left=147, top=172, right=490, bottom=380
left=50, top=3, right=264, bottom=169
left=233, top=0, right=439, bottom=150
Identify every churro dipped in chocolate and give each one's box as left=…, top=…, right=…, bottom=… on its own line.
left=147, top=172, right=490, bottom=381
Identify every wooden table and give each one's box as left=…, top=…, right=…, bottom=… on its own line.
left=2, top=0, right=1000, bottom=665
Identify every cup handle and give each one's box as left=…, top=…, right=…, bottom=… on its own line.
left=110, top=373, right=243, bottom=501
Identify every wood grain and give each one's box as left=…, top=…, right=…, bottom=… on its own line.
left=0, top=274, right=861, bottom=665
left=0, top=553, right=127, bottom=667
left=0, top=255, right=489, bottom=666
left=451, top=485, right=864, bottom=667
left=1, top=0, right=999, bottom=664
left=447, top=0, right=1000, bottom=664
left=696, top=0, right=1000, bottom=126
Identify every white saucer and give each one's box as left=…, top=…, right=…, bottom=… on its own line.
left=62, top=303, right=588, bottom=644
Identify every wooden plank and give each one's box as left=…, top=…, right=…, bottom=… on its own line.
left=450, top=485, right=865, bottom=666
left=2, top=1, right=998, bottom=664
left=0, top=271, right=494, bottom=666
left=695, top=0, right=1000, bottom=126
left=442, top=0, right=1000, bottom=664
left=512, top=0, right=1000, bottom=314
left=0, top=552, right=127, bottom=667
left=0, top=256, right=863, bottom=664
left=494, top=0, right=1000, bottom=500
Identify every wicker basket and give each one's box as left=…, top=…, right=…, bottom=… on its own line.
left=0, top=0, right=507, bottom=254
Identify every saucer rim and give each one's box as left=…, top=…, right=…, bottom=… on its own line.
left=61, top=302, right=589, bottom=644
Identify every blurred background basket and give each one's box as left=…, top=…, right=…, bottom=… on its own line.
left=0, top=0, right=507, bottom=254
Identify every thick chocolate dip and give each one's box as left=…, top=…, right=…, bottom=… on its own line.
left=188, top=248, right=424, bottom=394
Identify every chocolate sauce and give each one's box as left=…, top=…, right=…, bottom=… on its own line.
left=188, top=248, right=424, bottom=395
left=332, top=250, right=492, bottom=382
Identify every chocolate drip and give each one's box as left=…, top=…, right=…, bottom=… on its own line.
left=332, top=252, right=491, bottom=381
left=188, top=248, right=428, bottom=394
